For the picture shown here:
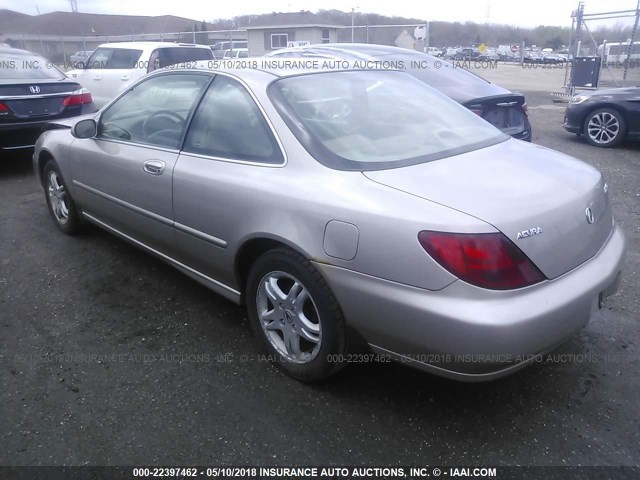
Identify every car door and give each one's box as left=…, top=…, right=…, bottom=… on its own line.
left=69, top=72, right=211, bottom=255
left=172, top=74, right=285, bottom=288
left=100, top=48, right=144, bottom=106
left=75, top=47, right=113, bottom=107
left=626, top=88, right=640, bottom=135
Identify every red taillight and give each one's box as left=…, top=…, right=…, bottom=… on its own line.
left=0, top=102, right=9, bottom=113
left=62, top=90, right=93, bottom=107
left=469, top=108, right=483, bottom=116
left=418, top=231, right=545, bottom=290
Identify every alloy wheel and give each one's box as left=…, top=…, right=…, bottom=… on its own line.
left=47, top=171, right=69, bottom=224
left=256, top=271, right=322, bottom=364
left=586, top=111, right=620, bottom=145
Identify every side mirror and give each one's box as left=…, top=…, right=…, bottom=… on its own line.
left=72, top=119, right=97, bottom=138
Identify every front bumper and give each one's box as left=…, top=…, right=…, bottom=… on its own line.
left=563, top=104, right=588, bottom=134
left=314, top=223, right=625, bottom=381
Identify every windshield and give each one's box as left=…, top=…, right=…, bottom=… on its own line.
left=269, top=70, right=506, bottom=171
left=0, top=52, right=65, bottom=80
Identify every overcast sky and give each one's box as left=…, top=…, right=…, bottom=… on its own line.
left=1, top=0, right=637, bottom=28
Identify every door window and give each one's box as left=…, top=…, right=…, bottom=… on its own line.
left=98, top=73, right=210, bottom=149
left=85, top=48, right=113, bottom=69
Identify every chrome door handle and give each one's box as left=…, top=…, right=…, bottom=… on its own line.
left=143, top=160, right=165, bottom=175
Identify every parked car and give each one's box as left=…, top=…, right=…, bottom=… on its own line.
left=542, top=53, right=566, bottom=64
left=222, top=48, right=249, bottom=59
left=497, top=51, right=519, bottom=62
left=482, top=48, right=500, bottom=61
left=0, top=46, right=95, bottom=153
left=425, top=46, right=443, bottom=57
left=69, top=50, right=93, bottom=67
left=448, top=47, right=490, bottom=61
left=266, top=44, right=532, bottom=141
left=65, top=42, right=213, bottom=107
left=33, top=64, right=624, bottom=382
left=563, top=87, right=640, bottom=147
left=523, top=52, right=545, bottom=64
left=211, top=41, right=248, bottom=59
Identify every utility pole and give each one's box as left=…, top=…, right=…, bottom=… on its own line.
left=351, top=7, right=358, bottom=43
left=572, top=1, right=584, bottom=60
left=365, top=13, right=369, bottom=44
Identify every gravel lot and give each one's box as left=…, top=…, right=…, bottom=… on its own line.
left=0, top=79, right=639, bottom=467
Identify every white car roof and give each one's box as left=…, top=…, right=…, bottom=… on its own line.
left=96, top=42, right=210, bottom=50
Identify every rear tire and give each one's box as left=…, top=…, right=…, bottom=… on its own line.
left=583, top=108, right=626, bottom=148
left=246, top=248, right=347, bottom=382
left=43, top=160, right=82, bottom=235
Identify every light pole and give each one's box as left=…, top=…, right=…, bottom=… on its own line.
left=351, top=7, right=359, bottom=43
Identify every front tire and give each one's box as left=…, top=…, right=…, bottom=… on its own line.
left=246, top=248, right=347, bottom=382
left=583, top=108, right=626, bottom=148
left=43, top=160, right=82, bottom=235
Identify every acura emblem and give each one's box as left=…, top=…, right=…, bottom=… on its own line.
left=585, top=207, right=595, bottom=224
left=517, top=227, right=542, bottom=239
left=29, top=85, right=41, bottom=94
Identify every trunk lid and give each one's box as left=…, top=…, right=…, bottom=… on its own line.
left=463, top=93, right=528, bottom=137
left=0, top=81, right=82, bottom=122
left=364, top=139, right=613, bottom=280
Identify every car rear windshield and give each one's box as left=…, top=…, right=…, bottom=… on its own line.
left=158, top=47, right=213, bottom=67
left=0, top=51, right=65, bottom=80
left=269, top=70, right=507, bottom=171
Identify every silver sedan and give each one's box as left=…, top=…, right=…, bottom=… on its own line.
left=33, top=63, right=625, bottom=382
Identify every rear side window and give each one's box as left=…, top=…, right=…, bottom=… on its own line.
left=184, top=76, right=283, bottom=164
left=109, top=49, right=143, bottom=68
left=157, top=47, right=213, bottom=68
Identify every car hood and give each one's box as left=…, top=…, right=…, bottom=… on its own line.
left=583, top=86, right=640, bottom=98
left=363, top=139, right=613, bottom=280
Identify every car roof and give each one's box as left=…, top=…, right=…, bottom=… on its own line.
left=96, top=42, right=210, bottom=49
left=265, top=44, right=511, bottom=102
left=151, top=59, right=397, bottom=83
left=0, top=46, right=39, bottom=56
left=268, top=43, right=419, bottom=58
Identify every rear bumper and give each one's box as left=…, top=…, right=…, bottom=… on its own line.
left=314, top=223, right=625, bottom=381
left=0, top=104, right=95, bottom=151
left=0, top=123, right=45, bottom=150
left=511, top=119, right=532, bottom=141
